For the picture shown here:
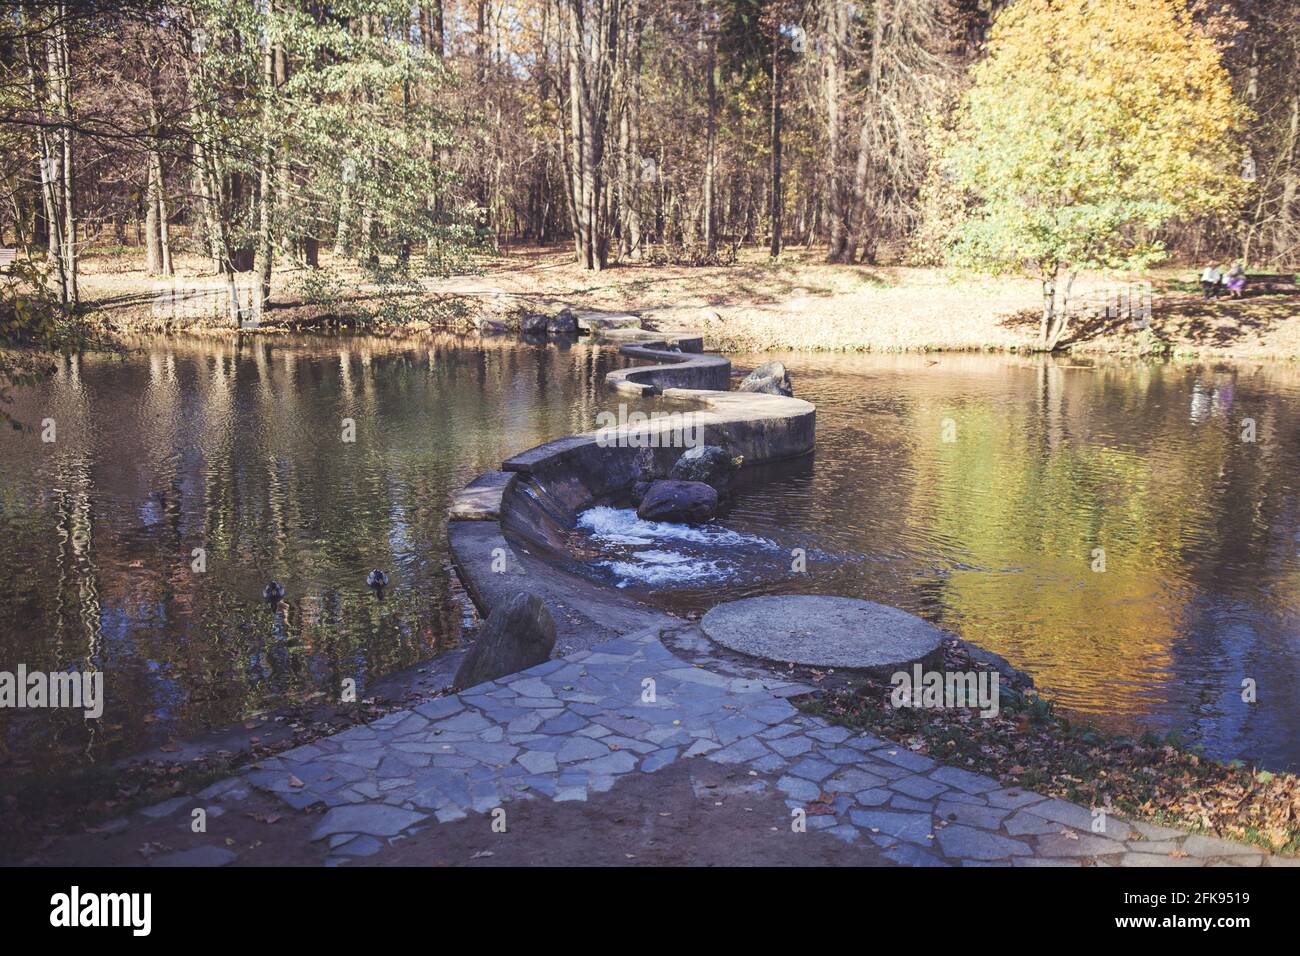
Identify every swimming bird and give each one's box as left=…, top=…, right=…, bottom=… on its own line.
left=366, top=569, right=388, bottom=589
left=263, top=580, right=285, bottom=602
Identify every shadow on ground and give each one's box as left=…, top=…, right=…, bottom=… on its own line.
left=999, top=289, right=1299, bottom=350
left=29, top=760, right=889, bottom=868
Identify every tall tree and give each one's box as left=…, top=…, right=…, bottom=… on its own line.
left=559, top=0, right=622, bottom=269
left=944, top=0, right=1244, bottom=350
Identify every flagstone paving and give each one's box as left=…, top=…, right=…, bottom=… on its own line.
left=139, top=623, right=1291, bottom=868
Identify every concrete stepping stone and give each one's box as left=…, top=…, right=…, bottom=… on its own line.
left=700, top=596, right=944, bottom=673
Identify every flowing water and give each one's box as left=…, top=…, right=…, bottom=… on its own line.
left=3, top=339, right=1299, bottom=776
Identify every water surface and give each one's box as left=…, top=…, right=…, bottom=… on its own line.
left=0, top=334, right=625, bottom=773
left=5, top=340, right=1299, bottom=776
left=580, top=353, right=1300, bottom=771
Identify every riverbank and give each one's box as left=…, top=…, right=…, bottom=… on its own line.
left=66, top=245, right=1300, bottom=359
left=802, top=641, right=1300, bottom=857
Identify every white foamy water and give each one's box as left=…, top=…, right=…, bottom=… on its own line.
left=576, top=506, right=777, bottom=588
left=599, top=551, right=730, bottom=587
left=577, top=506, right=773, bottom=549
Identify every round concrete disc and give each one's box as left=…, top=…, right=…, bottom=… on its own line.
left=699, top=595, right=945, bottom=672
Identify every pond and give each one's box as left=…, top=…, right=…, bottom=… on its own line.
left=578, top=352, right=1300, bottom=773
left=3, top=339, right=1298, bottom=778
left=0, top=335, right=627, bottom=775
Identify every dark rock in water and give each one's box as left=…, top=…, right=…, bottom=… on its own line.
left=520, top=312, right=549, bottom=334
left=637, top=479, right=718, bottom=524
left=453, top=592, right=556, bottom=690
left=669, top=444, right=741, bottom=493
left=547, top=308, right=578, bottom=335
left=738, top=361, right=793, bottom=397
left=631, top=480, right=652, bottom=504
left=956, top=638, right=1035, bottom=690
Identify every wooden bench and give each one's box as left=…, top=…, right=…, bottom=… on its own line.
left=1245, top=273, right=1298, bottom=294
left=0, top=248, right=16, bottom=271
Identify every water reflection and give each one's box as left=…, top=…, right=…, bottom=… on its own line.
left=615, top=353, right=1300, bottom=771
left=6, top=342, right=1300, bottom=776
left=0, top=334, right=625, bottom=774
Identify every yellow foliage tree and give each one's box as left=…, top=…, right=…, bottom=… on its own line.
left=944, top=0, right=1246, bottom=350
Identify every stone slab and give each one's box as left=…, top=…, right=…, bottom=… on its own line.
left=700, top=595, right=946, bottom=672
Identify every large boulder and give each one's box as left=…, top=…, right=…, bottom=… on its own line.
left=453, top=592, right=556, bottom=690
left=738, top=361, right=793, bottom=397
left=669, top=444, right=741, bottom=493
left=547, top=308, right=578, bottom=335
left=520, top=311, right=549, bottom=334
left=636, top=480, right=718, bottom=524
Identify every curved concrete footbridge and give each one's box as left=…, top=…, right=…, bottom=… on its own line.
left=48, top=320, right=1289, bottom=868
left=446, top=330, right=817, bottom=652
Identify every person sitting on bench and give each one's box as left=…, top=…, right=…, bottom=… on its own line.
left=1200, top=263, right=1223, bottom=299
left=1225, top=262, right=1246, bottom=299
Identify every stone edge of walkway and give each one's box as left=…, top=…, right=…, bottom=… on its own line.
left=126, top=622, right=1288, bottom=869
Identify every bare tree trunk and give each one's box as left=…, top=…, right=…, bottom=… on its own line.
left=253, top=2, right=280, bottom=316
left=39, top=158, right=59, bottom=261
left=561, top=0, right=621, bottom=270
left=559, top=11, right=583, bottom=259
left=145, top=155, right=161, bottom=273
left=844, top=0, right=887, bottom=264
left=1276, top=94, right=1298, bottom=263
left=622, top=0, right=642, bottom=258
left=824, top=0, right=851, bottom=262
left=769, top=26, right=783, bottom=258
left=420, top=2, right=444, bottom=56
left=46, top=4, right=77, bottom=306
left=145, top=98, right=172, bottom=275
left=203, top=155, right=240, bottom=321
left=1038, top=264, right=1075, bottom=351
left=22, top=4, right=65, bottom=295
left=192, top=139, right=220, bottom=271
left=703, top=16, right=718, bottom=257
left=358, top=15, right=379, bottom=267
left=334, top=186, right=352, bottom=258
left=185, top=16, right=240, bottom=322
left=617, top=80, right=631, bottom=257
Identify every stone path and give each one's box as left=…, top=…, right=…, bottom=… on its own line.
left=154, top=623, right=1286, bottom=868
